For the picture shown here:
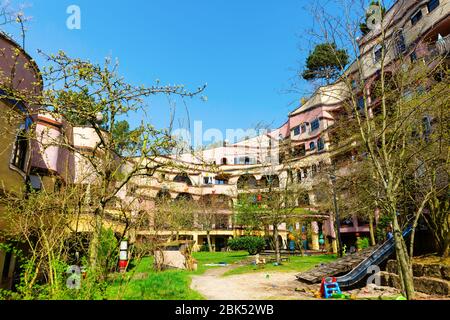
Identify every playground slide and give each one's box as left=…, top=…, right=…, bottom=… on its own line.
left=336, top=226, right=413, bottom=289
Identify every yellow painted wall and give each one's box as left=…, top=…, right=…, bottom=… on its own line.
left=0, top=103, right=27, bottom=197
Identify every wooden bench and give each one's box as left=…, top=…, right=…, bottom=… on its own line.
left=267, top=256, right=290, bottom=263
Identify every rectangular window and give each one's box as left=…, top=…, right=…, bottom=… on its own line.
left=292, top=126, right=301, bottom=136
left=357, top=96, right=365, bottom=110
left=403, top=89, right=413, bottom=101
left=310, top=119, right=320, bottom=131
left=410, top=50, right=417, bottom=62
left=411, top=10, right=423, bottom=26
left=11, top=124, right=28, bottom=172
left=297, top=170, right=302, bottom=182
left=317, top=138, right=325, bottom=151
left=427, top=0, right=440, bottom=13
left=374, top=45, right=383, bottom=62
left=215, top=179, right=228, bottom=185
left=396, top=32, right=407, bottom=56
left=423, top=116, right=432, bottom=136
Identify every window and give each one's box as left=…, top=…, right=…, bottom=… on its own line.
left=11, top=124, right=28, bottom=172
left=203, top=177, right=213, bottom=185
left=301, top=124, right=307, bottom=134
left=427, top=0, right=439, bottom=13
left=403, top=89, right=413, bottom=101
left=410, top=50, right=417, bottom=62
left=351, top=80, right=357, bottom=89
left=416, top=85, right=425, bottom=95
left=215, top=178, right=228, bottom=185
left=357, top=96, right=365, bottom=111
left=292, top=144, right=306, bottom=157
left=221, top=158, right=228, bottom=165
left=297, top=170, right=302, bottom=182
left=317, top=138, right=325, bottom=151
left=27, top=175, right=42, bottom=192
left=411, top=10, right=422, bottom=26
left=395, top=31, right=407, bottom=56
left=292, top=125, right=301, bottom=136
left=423, top=116, right=432, bottom=137
left=310, top=119, right=320, bottom=131
left=309, top=141, right=316, bottom=150
left=373, top=44, right=383, bottom=62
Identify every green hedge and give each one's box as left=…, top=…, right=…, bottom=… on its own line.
left=228, top=236, right=265, bottom=255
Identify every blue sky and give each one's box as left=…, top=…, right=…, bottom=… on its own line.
left=11, top=1, right=321, bottom=144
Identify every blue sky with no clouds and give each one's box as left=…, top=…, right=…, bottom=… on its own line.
left=5, top=0, right=373, bottom=145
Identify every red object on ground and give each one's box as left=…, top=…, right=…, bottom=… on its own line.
left=320, top=277, right=337, bottom=298
left=119, top=260, right=128, bottom=269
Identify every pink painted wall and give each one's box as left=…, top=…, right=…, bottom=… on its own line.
left=0, top=35, right=41, bottom=96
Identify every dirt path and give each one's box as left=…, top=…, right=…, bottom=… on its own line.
left=190, top=265, right=315, bottom=300
left=190, top=265, right=448, bottom=300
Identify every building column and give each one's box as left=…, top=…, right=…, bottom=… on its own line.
left=311, top=221, right=320, bottom=251
left=192, top=233, right=199, bottom=252
left=331, top=239, right=338, bottom=254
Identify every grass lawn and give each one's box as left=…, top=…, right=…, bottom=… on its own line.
left=106, top=251, right=249, bottom=300
left=223, top=254, right=336, bottom=277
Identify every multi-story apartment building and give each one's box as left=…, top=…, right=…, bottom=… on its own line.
left=129, top=0, right=449, bottom=252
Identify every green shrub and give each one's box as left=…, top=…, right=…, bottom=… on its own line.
left=228, top=236, right=265, bottom=255
left=357, top=237, right=370, bottom=250
left=200, top=244, right=211, bottom=252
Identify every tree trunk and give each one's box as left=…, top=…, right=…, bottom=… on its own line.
left=392, top=215, right=415, bottom=300
left=206, top=231, right=213, bottom=252
left=89, top=209, right=103, bottom=271
left=439, top=231, right=449, bottom=258
left=369, top=213, right=376, bottom=246
left=273, top=224, right=281, bottom=264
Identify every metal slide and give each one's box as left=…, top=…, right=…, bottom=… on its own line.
left=336, top=226, right=413, bottom=289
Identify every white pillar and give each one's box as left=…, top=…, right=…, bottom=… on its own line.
left=311, top=221, right=320, bottom=251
